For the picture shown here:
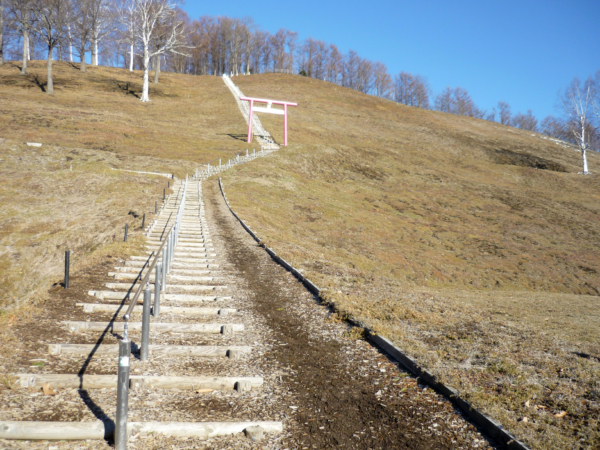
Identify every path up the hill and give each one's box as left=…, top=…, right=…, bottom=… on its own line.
left=0, top=176, right=495, bottom=449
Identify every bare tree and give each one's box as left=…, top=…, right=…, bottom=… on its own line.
left=131, top=0, right=186, bottom=102
left=435, top=86, right=453, bottom=113
left=31, top=0, right=67, bottom=94
left=0, top=0, right=4, bottom=65
left=71, top=0, right=92, bottom=71
left=89, top=0, right=114, bottom=65
left=559, top=77, right=595, bottom=174
left=540, top=115, right=566, bottom=139
left=372, top=61, right=391, bottom=98
left=497, top=101, right=511, bottom=125
left=7, top=0, right=35, bottom=74
left=394, top=72, right=430, bottom=108
left=512, top=109, right=538, bottom=131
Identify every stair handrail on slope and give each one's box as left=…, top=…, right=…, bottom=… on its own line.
left=115, top=175, right=189, bottom=449
left=121, top=174, right=188, bottom=325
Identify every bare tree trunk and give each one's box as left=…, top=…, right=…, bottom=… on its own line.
left=80, top=44, right=86, bottom=71
left=153, top=55, right=160, bottom=84
left=67, top=23, right=73, bottom=62
left=581, top=125, right=589, bottom=174
left=47, top=46, right=54, bottom=94
left=21, top=30, right=28, bottom=74
left=0, top=0, right=4, bottom=66
left=129, top=42, right=134, bottom=71
left=582, top=148, right=589, bottom=174
left=91, top=37, right=97, bottom=65
left=140, top=49, right=150, bottom=102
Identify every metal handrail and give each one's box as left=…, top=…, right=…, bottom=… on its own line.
left=122, top=175, right=188, bottom=324
left=121, top=227, right=171, bottom=321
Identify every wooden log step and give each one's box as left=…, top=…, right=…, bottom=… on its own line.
left=172, top=253, right=218, bottom=259
left=48, top=343, right=251, bottom=357
left=114, top=267, right=217, bottom=275
left=63, top=321, right=244, bottom=334
left=108, top=272, right=217, bottom=282
left=76, top=303, right=235, bottom=315
left=14, top=374, right=262, bottom=390
left=87, top=290, right=230, bottom=302
left=104, top=282, right=226, bottom=291
left=124, top=260, right=219, bottom=268
left=0, top=420, right=282, bottom=440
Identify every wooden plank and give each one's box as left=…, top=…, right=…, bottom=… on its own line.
left=63, top=321, right=244, bottom=333
left=0, top=420, right=282, bottom=440
left=48, top=344, right=251, bottom=356
left=75, top=303, right=235, bottom=315
left=104, top=283, right=225, bottom=291
left=13, top=374, right=262, bottom=390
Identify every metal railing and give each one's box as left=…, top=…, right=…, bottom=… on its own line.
left=114, top=175, right=189, bottom=449
left=194, top=145, right=279, bottom=180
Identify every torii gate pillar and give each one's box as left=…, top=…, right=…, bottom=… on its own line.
left=240, top=96, right=298, bottom=146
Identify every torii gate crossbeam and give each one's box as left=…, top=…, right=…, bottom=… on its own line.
left=239, top=96, right=298, bottom=146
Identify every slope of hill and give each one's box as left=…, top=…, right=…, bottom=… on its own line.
left=1, top=64, right=599, bottom=449
left=0, top=61, right=250, bottom=165
left=219, top=74, right=600, bottom=449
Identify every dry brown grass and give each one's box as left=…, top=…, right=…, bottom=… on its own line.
left=220, top=74, right=600, bottom=449
left=1, top=63, right=598, bottom=448
left=0, top=61, right=256, bottom=314
left=0, top=61, right=251, bottom=167
left=0, top=138, right=171, bottom=313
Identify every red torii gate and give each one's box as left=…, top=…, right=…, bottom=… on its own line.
left=239, top=96, right=298, bottom=146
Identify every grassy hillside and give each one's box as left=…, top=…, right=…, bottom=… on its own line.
left=1, top=64, right=598, bottom=449
left=220, top=74, right=600, bottom=449
left=0, top=61, right=250, bottom=165
left=0, top=61, right=253, bottom=311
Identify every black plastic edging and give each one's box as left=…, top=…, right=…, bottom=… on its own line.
left=217, top=177, right=531, bottom=450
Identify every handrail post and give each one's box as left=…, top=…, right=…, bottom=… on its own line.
left=115, top=327, right=130, bottom=450
left=154, top=263, right=161, bottom=317
left=140, top=284, right=151, bottom=361
left=161, top=247, right=167, bottom=290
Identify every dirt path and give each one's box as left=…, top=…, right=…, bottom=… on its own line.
left=203, top=179, right=495, bottom=449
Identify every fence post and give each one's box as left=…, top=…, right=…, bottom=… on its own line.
left=114, top=330, right=130, bottom=450
left=168, top=233, right=174, bottom=273
left=165, top=235, right=170, bottom=275
left=140, top=284, right=151, bottom=361
left=124, top=224, right=128, bottom=242
left=219, top=159, right=221, bottom=169
left=161, top=247, right=167, bottom=290
left=163, top=188, right=165, bottom=200
left=141, top=213, right=145, bottom=230
left=64, top=250, right=70, bottom=289
left=154, top=263, right=161, bottom=317
left=155, top=201, right=157, bottom=214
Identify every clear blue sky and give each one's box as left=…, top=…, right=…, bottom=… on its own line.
left=181, top=0, right=600, bottom=121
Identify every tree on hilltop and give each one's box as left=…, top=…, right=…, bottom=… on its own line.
left=512, top=109, right=538, bottom=132
left=31, top=0, right=67, bottom=94
left=71, top=0, right=93, bottom=71
left=129, top=0, right=187, bottom=102
left=6, top=0, right=36, bottom=74
left=393, top=72, right=430, bottom=109
left=497, top=101, right=512, bottom=125
left=559, top=77, right=596, bottom=174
